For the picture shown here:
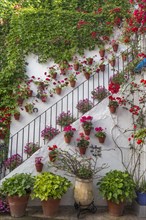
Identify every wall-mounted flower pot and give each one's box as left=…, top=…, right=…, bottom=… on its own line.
left=69, top=80, right=76, bottom=88
left=87, top=58, right=93, bottom=65
left=28, top=90, right=33, bottom=97
left=35, top=162, right=43, bottom=172
left=55, top=87, right=62, bottom=95
left=73, top=63, right=79, bottom=71
left=99, top=64, right=105, bottom=72
left=112, top=43, right=119, bottom=52
left=64, top=135, right=72, bottom=143
left=51, top=72, right=57, bottom=79
left=83, top=128, right=91, bottom=136
left=60, top=69, right=66, bottom=75
left=41, top=96, right=47, bottom=102
left=99, top=49, right=105, bottom=58
left=49, top=154, right=57, bottom=162
left=17, top=97, right=24, bottom=106
left=14, top=113, right=20, bottom=120
left=79, top=147, right=87, bottom=155
left=109, top=59, right=116, bottom=67
left=109, top=106, right=118, bottom=114
left=97, top=136, right=106, bottom=144
left=84, top=72, right=90, bottom=80
left=122, top=54, right=127, bottom=62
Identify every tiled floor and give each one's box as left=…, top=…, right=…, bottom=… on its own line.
left=0, top=206, right=144, bottom=220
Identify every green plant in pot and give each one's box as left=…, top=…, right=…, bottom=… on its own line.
left=97, top=170, right=136, bottom=216
left=31, top=172, right=71, bottom=217
left=0, top=173, right=34, bottom=217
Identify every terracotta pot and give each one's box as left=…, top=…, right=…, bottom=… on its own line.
left=55, top=87, right=62, bottom=95
left=60, top=69, right=66, bottom=75
left=35, top=162, right=43, bottom=172
left=49, top=154, right=56, bottom=162
left=73, top=63, right=79, bottom=71
left=41, top=198, right=61, bottom=216
left=109, top=59, right=116, bottom=67
left=99, top=64, right=105, bottom=72
left=83, top=129, right=91, bottom=136
left=109, top=106, right=117, bottom=114
left=14, top=113, right=20, bottom=120
left=69, top=80, right=76, bottom=88
left=84, top=72, right=90, bottom=80
left=8, top=195, right=29, bottom=217
left=122, top=54, right=127, bottom=62
left=97, top=136, right=106, bottom=144
left=51, top=73, right=57, bottom=79
left=107, top=200, right=125, bottom=216
left=112, top=43, right=119, bottom=52
left=28, top=90, right=33, bottom=97
left=17, top=97, right=24, bottom=106
left=41, top=96, right=47, bottom=102
left=64, top=135, right=72, bottom=143
left=99, top=49, right=105, bottom=58
left=74, top=178, right=93, bottom=206
left=123, top=36, right=130, bottom=43
left=87, top=58, right=93, bottom=65
left=79, top=147, right=87, bottom=155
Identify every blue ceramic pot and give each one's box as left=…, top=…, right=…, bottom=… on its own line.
left=136, top=192, right=146, bottom=205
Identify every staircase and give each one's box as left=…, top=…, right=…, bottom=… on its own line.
left=0, top=32, right=145, bottom=181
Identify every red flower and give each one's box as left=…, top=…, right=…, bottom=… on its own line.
left=137, top=139, right=143, bottom=145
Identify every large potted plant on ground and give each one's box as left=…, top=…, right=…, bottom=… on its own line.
left=97, top=170, right=136, bottom=216
left=31, top=172, right=71, bottom=217
left=51, top=149, right=107, bottom=208
left=0, top=173, right=34, bottom=217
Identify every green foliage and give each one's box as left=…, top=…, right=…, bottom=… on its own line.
left=31, top=172, right=71, bottom=201
left=0, top=173, right=34, bottom=197
left=97, top=170, right=136, bottom=204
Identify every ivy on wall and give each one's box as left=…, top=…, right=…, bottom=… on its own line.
left=0, top=0, right=131, bottom=132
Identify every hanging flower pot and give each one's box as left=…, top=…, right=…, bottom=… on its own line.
left=64, top=135, right=72, bottom=143
left=49, top=153, right=57, bottom=162
left=17, top=97, right=24, bottom=106
left=109, top=59, right=116, bottom=67
left=87, top=58, right=93, bottom=65
left=99, top=49, right=105, bottom=58
left=112, top=43, right=119, bottom=52
left=79, top=147, right=87, bottom=155
left=83, top=128, right=91, bottom=136
left=41, top=95, right=47, bottom=102
left=97, top=136, right=106, bottom=143
left=28, top=90, right=33, bottom=97
left=60, top=69, right=66, bottom=75
left=35, top=162, right=43, bottom=172
left=99, top=64, right=105, bottom=72
left=55, top=87, right=62, bottom=95
left=73, top=63, right=79, bottom=71
left=122, top=53, right=127, bottom=62
left=14, top=112, right=20, bottom=121
left=69, top=80, right=76, bottom=88
left=109, top=106, right=117, bottom=114
left=51, top=72, right=57, bottom=80
left=84, top=72, right=90, bottom=80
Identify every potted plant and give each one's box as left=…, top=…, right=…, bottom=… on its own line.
left=31, top=172, right=71, bottom=216
left=24, top=142, right=40, bottom=157
left=83, top=66, right=92, bottom=80
left=91, top=86, right=109, bottom=102
left=24, top=102, right=34, bottom=114
left=59, top=60, right=69, bottom=75
left=97, top=170, right=136, bottom=216
left=95, top=126, right=106, bottom=143
left=99, top=44, right=105, bottom=58
left=35, top=156, right=43, bottom=172
left=98, top=59, right=106, bottom=72
left=68, top=73, right=77, bottom=87
left=109, top=53, right=116, bottom=67
left=41, top=126, right=60, bottom=141
left=73, top=57, right=80, bottom=71
left=13, top=109, right=20, bottom=121
left=51, top=149, right=107, bottom=207
left=80, top=116, right=93, bottom=135
left=48, top=145, right=58, bottom=162
left=56, top=111, right=75, bottom=127
left=48, top=65, right=57, bottom=79
left=0, top=173, right=34, bottom=217
left=76, top=98, right=93, bottom=114
left=108, top=96, right=119, bottom=113
left=52, top=80, right=69, bottom=95
left=135, top=178, right=146, bottom=206
left=76, top=132, right=90, bottom=155
left=86, top=57, right=94, bottom=65
left=63, top=125, right=76, bottom=143
left=111, top=39, right=119, bottom=52
left=39, top=92, right=48, bottom=102
left=4, top=154, right=22, bottom=171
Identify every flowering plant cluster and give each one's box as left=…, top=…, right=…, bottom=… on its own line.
left=91, top=86, right=109, bottom=101
left=35, top=156, right=43, bottom=164
left=108, top=81, right=120, bottom=94
left=4, top=154, right=22, bottom=170
left=108, top=96, right=119, bottom=107
left=63, top=125, right=76, bottom=137
left=80, top=116, right=93, bottom=131
left=76, top=132, right=90, bottom=148
left=41, top=126, right=60, bottom=140
left=76, top=99, right=93, bottom=114
left=48, top=65, right=57, bottom=76
left=95, top=127, right=106, bottom=138
left=57, top=111, right=75, bottom=127
left=24, top=142, right=40, bottom=156
left=53, top=80, right=69, bottom=89
left=134, top=128, right=146, bottom=144
left=0, top=199, right=9, bottom=213
left=110, top=72, right=127, bottom=85
left=68, top=73, right=77, bottom=81
left=48, top=145, right=58, bottom=156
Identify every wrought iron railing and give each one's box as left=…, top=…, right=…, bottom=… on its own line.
left=0, top=40, right=144, bottom=179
